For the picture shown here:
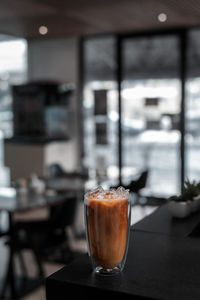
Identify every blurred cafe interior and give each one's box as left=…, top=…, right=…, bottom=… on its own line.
left=1, top=0, right=200, bottom=299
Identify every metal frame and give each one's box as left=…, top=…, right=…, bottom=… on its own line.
left=77, top=38, right=85, bottom=161
left=179, top=31, right=187, bottom=189
left=116, top=36, right=122, bottom=185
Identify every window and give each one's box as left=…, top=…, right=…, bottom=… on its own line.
left=83, top=37, right=119, bottom=186
left=81, top=28, right=200, bottom=198
left=0, top=35, right=27, bottom=138
left=185, top=29, right=200, bottom=182
left=121, top=35, right=181, bottom=196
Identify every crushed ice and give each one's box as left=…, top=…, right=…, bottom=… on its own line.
left=85, top=186, right=129, bottom=201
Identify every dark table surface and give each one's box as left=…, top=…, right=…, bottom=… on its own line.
left=46, top=204, right=200, bottom=300
left=133, top=203, right=200, bottom=237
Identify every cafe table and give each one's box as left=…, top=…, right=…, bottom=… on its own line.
left=46, top=203, right=200, bottom=300
left=46, top=177, right=86, bottom=194
left=0, top=187, right=69, bottom=300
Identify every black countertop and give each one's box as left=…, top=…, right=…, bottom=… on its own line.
left=46, top=204, right=200, bottom=300
left=133, top=203, right=200, bottom=237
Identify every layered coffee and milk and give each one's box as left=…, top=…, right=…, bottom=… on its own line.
left=85, top=187, right=130, bottom=271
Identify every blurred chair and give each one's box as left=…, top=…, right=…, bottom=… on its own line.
left=124, top=170, right=149, bottom=205
left=9, top=195, right=79, bottom=275
left=48, top=163, right=89, bottom=180
left=48, top=163, right=66, bottom=178
left=110, top=170, right=149, bottom=205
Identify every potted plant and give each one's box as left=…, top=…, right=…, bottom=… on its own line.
left=168, top=179, right=200, bottom=218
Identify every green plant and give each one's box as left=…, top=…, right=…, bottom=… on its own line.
left=168, top=179, right=200, bottom=202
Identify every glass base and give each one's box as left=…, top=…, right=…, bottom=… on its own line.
left=95, top=266, right=121, bottom=275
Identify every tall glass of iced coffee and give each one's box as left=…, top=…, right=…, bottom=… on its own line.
left=84, top=187, right=131, bottom=275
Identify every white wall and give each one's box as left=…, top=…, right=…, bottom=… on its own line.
left=27, top=37, right=81, bottom=171
left=28, top=38, right=78, bottom=83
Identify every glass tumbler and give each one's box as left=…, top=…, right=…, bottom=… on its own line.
left=84, top=187, right=131, bottom=275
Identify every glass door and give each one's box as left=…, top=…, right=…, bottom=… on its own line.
left=121, top=35, right=181, bottom=197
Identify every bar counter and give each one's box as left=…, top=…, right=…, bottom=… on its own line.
left=46, top=204, right=200, bottom=299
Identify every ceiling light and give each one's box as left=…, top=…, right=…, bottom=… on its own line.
left=39, top=25, right=48, bottom=35
left=158, top=13, right=167, bottom=22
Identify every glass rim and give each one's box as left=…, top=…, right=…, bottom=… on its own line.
left=84, top=187, right=130, bottom=204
